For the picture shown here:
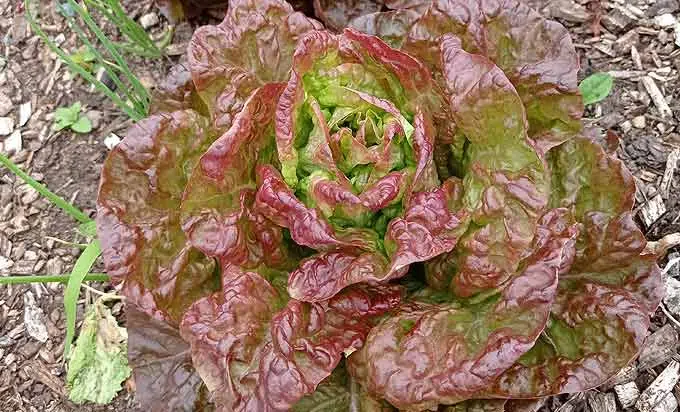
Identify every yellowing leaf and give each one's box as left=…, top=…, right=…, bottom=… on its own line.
left=66, top=299, right=131, bottom=404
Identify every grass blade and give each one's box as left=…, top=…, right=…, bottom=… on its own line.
left=84, top=0, right=163, bottom=57
left=60, top=11, right=142, bottom=109
left=0, top=273, right=109, bottom=285
left=0, top=153, right=91, bottom=224
left=24, top=0, right=145, bottom=120
left=64, top=240, right=102, bottom=358
left=66, top=0, right=150, bottom=114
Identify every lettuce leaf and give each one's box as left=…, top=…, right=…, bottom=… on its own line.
left=179, top=265, right=402, bottom=410
left=96, top=110, right=220, bottom=324
left=95, top=1, right=662, bottom=409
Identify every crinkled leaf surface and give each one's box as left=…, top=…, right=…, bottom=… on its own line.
left=487, top=213, right=661, bottom=397
left=188, top=0, right=322, bottom=130
left=150, top=63, right=203, bottom=114
left=255, top=28, right=467, bottom=302
left=127, top=305, right=213, bottom=411
left=291, top=366, right=352, bottom=412
left=181, top=84, right=297, bottom=270
left=349, top=208, right=577, bottom=410
left=95, top=1, right=664, bottom=409
left=349, top=9, right=422, bottom=48
left=179, top=265, right=402, bottom=411
left=548, top=136, right=634, bottom=220
left=67, top=301, right=131, bottom=404
left=482, top=138, right=662, bottom=398
left=403, top=0, right=583, bottom=152
left=96, top=111, right=220, bottom=324
left=433, top=35, right=550, bottom=297
left=313, top=0, right=383, bottom=31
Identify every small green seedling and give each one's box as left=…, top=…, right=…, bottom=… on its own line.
left=54, top=102, right=93, bottom=133
left=579, top=72, right=614, bottom=106
left=70, top=48, right=97, bottom=72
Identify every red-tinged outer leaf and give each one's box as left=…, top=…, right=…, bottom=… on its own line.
left=484, top=214, right=662, bottom=398
left=96, top=111, right=219, bottom=324
left=488, top=283, right=656, bottom=397
left=288, top=251, right=392, bottom=303
left=349, top=10, right=422, bottom=48
left=181, top=84, right=297, bottom=270
left=569, top=213, right=662, bottom=311
left=346, top=0, right=430, bottom=48
left=150, top=63, right=199, bottom=114
left=126, top=305, right=213, bottom=412
left=180, top=265, right=402, bottom=411
left=349, top=209, right=578, bottom=410
left=548, top=136, right=635, bottom=220
left=179, top=266, right=279, bottom=410
left=384, top=177, right=468, bottom=275
left=469, top=135, right=662, bottom=399
left=313, top=0, right=383, bottom=31
left=188, top=0, right=321, bottom=130
left=439, top=35, right=550, bottom=297
left=404, top=0, right=583, bottom=152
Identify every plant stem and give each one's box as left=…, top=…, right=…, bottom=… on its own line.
left=0, top=153, right=91, bottom=224
left=81, top=282, right=124, bottom=300
left=0, top=273, right=109, bottom=284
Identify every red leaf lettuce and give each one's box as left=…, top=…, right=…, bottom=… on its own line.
left=96, top=0, right=663, bottom=410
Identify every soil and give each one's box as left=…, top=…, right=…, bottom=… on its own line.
left=0, top=0, right=679, bottom=411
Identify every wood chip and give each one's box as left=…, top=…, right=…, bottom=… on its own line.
left=0, top=116, right=14, bottom=136
left=602, top=6, right=637, bottom=33
left=18, top=101, right=31, bottom=127
left=615, top=381, right=640, bottom=408
left=647, top=233, right=680, bottom=257
left=638, top=324, right=679, bottom=370
left=640, top=194, right=667, bottom=228
left=660, top=148, right=680, bottom=199
left=615, top=29, right=640, bottom=55
left=635, top=360, right=680, bottom=412
left=549, top=0, right=589, bottom=23
left=655, top=13, right=678, bottom=28
left=22, top=360, right=66, bottom=397
left=632, top=45, right=644, bottom=70
left=642, top=76, right=673, bottom=118
left=622, top=120, right=634, bottom=133
left=650, top=72, right=671, bottom=83
left=653, top=393, right=678, bottom=412
left=3, top=129, right=21, bottom=155
left=609, top=70, right=646, bottom=79
left=23, top=291, right=48, bottom=343
left=633, top=115, right=648, bottom=128
left=587, top=392, right=617, bottom=412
